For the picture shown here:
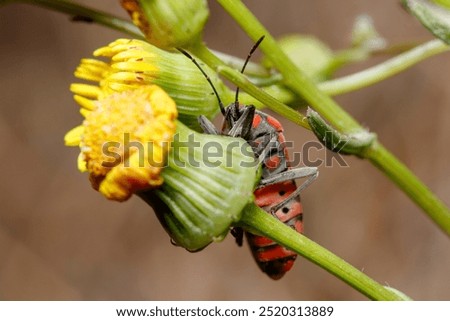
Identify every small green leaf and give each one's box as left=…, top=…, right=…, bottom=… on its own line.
left=307, top=108, right=376, bottom=157
left=402, top=0, right=450, bottom=44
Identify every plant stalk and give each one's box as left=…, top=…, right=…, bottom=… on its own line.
left=215, top=0, right=361, bottom=133
left=239, top=203, right=405, bottom=301
left=365, top=142, right=450, bottom=234
left=189, top=41, right=310, bottom=129
left=320, top=39, right=449, bottom=96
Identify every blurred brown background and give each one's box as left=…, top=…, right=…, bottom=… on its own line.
left=0, top=0, right=449, bottom=300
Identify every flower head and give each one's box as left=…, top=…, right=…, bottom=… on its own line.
left=65, top=85, right=177, bottom=201
left=66, top=84, right=258, bottom=250
left=67, top=40, right=257, bottom=251
left=71, top=39, right=229, bottom=127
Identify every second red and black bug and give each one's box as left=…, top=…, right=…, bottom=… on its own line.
left=179, top=37, right=318, bottom=280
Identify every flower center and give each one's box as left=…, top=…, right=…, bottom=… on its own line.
left=80, top=85, right=177, bottom=201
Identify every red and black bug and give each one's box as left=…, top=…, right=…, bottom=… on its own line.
left=179, top=37, right=318, bottom=279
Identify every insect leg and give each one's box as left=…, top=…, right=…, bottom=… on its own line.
left=258, top=167, right=319, bottom=214
left=227, top=105, right=255, bottom=139
left=230, top=227, right=244, bottom=247
left=198, top=115, right=219, bottom=135
left=256, top=133, right=279, bottom=165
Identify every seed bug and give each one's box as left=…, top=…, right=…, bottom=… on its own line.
left=179, top=37, right=318, bottom=279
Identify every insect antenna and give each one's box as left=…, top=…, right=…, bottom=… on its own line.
left=234, top=35, right=265, bottom=108
left=177, top=48, right=226, bottom=116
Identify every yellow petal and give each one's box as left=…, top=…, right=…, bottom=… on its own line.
left=112, top=61, right=158, bottom=73
left=64, top=126, right=84, bottom=146
left=98, top=152, right=163, bottom=202
left=113, top=49, right=157, bottom=61
left=79, top=108, right=91, bottom=118
left=70, top=83, right=102, bottom=99
left=73, top=95, right=96, bottom=111
left=74, top=59, right=111, bottom=82
left=93, top=46, right=115, bottom=58
left=77, top=153, right=87, bottom=172
left=108, top=71, right=142, bottom=82
left=107, top=82, right=139, bottom=92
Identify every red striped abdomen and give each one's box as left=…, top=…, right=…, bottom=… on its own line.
left=247, top=179, right=303, bottom=280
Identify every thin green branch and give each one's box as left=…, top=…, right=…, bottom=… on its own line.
left=320, top=39, right=449, bottom=96
left=189, top=41, right=310, bottom=129
left=2, top=0, right=144, bottom=39
left=216, top=0, right=450, bottom=237
left=215, top=0, right=361, bottom=133
left=239, top=203, right=406, bottom=301
left=308, top=111, right=450, bottom=235
left=212, top=49, right=270, bottom=77
left=240, top=85, right=297, bottom=108
left=366, top=142, right=450, bottom=235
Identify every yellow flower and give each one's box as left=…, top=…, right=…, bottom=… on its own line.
left=66, top=39, right=258, bottom=251
left=65, top=85, right=177, bottom=201
left=70, top=39, right=229, bottom=128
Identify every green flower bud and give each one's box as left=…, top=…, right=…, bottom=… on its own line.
left=351, top=15, right=386, bottom=51
left=139, top=121, right=260, bottom=252
left=71, top=39, right=230, bottom=127
left=121, top=0, right=209, bottom=49
left=307, top=108, right=376, bottom=157
left=262, top=34, right=334, bottom=82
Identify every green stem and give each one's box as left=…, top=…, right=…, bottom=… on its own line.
left=211, top=49, right=270, bottom=77
left=433, top=0, right=450, bottom=9
left=239, top=203, right=405, bottom=301
left=239, top=85, right=298, bottom=108
left=216, top=0, right=361, bottom=133
left=320, top=39, right=449, bottom=96
left=189, top=41, right=310, bottom=130
left=216, top=0, right=450, bottom=236
left=366, top=142, right=450, bottom=235
left=1, top=0, right=144, bottom=38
